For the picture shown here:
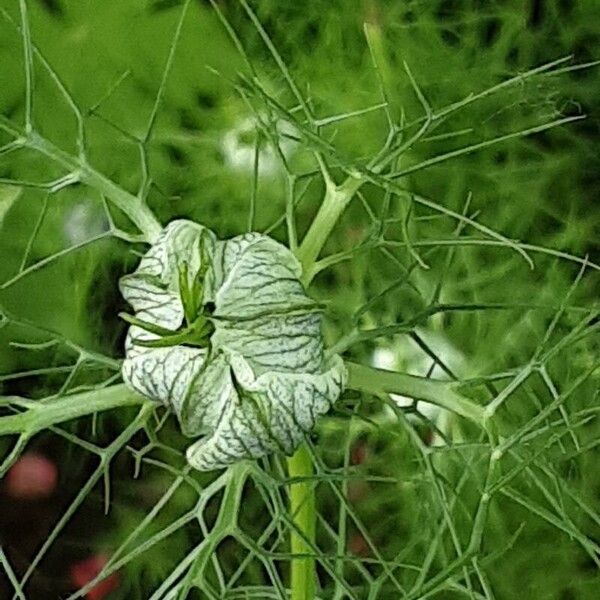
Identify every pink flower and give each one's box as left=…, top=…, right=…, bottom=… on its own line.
left=70, top=554, right=120, bottom=600
left=350, top=442, right=369, bottom=466
left=348, top=533, right=370, bottom=557
left=5, top=452, right=58, bottom=499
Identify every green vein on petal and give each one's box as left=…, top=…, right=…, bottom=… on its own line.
left=120, top=220, right=347, bottom=471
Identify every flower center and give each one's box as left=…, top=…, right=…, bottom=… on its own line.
left=120, top=232, right=217, bottom=349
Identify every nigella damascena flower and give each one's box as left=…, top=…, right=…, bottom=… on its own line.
left=119, top=220, right=346, bottom=471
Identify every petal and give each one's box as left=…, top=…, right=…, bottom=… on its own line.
left=120, top=219, right=215, bottom=329
left=178, top=352, right=233, bottom=436
left=211, top=311, right=324, bottom=376
left=122, top=339, right=208, bottom=416
left=210, top=233, right=327, bottom=377
left=120, top=273, right=181, bottom=331
left=186, top=393, right=275, bottom=471
left=238, top=353, right=347, bottom=435
left=212, top=233, right=314, bottom=319
left=120, top=220, right=216, bottom=414
left=185, top=354, right=347, bottom=471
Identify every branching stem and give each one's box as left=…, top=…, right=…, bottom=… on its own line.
left=0, top=384, right=147, bottom=437
left=0, top=118, right=162, bottom=243
left=186, top=463, right=249, bottom=595
left=296, top=174, right=364, bottom=284
left=0, top=368, right=487, bottom=599
left=346, top=361, right=487, bottom=429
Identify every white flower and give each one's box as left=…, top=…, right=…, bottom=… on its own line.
left=372, top=331, right=466, bottom=445
left=63, top=201, right=108, bottom=244
left=120, top=220, right=346, bottom=471
left=221, top=116, right=297, bottom=176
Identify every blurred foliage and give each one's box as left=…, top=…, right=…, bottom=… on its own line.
left=0, top=0, right=599, bottom=598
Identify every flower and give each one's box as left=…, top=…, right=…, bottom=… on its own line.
left=120, top=220, right=346, bottom=471
left=221, top=115, right=297, bottom=176
left=69, top=553, right=120, bottom=600
left=372, top=331, right=467, bottom=446
left=5, top=452, right=58, bottom=499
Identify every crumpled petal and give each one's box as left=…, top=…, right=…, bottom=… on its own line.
left=210, top=232, right=318, bottom=319
left=120, top=220, right=347, bottom=471
left=185, top=353, right=345, bottom=470
left=120, top=221, right=215, bottom=416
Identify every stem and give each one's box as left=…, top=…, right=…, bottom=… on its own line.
left=187, top=463, right=249, bottom=594
left=345, top=361, right=487, bottom=429
left=287, top=444, right=317, bottom=600
left=288, top=169, right=364, bottom=599
left=30, top=132, right=162, bottom=243
left=0, top=384, right=148, bottom=436
left=296, top=175, right=363, bottom=284
left=0, top=118, right=162, bottom=243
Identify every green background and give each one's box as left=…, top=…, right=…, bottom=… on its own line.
left=0, top=1, right=598, bottom=598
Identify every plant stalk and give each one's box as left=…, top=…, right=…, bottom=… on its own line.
left=346, top=361, right=487, bottom=429
left=0, top=118, right=162, bottom=243
left=27, top=132, right=162, bottom=243
left=287, top=444, right=317, bottom=600
left=296, top=175, right=364, bottom=284
left=287, top=172, right=363, bottom=598
left=0, top=384, right=148, bottom=436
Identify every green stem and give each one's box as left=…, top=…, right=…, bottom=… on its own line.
left=288, top=171, right=364, bottom=599
left=29, top=132, right=162, bottom=243
left=187, top=463, right=249, bottom=594
left=0, top=384, right=148, bottom=436
left=287, top=444, right=317, bottom=600
left=296, top=175, right=363, bottom=284
left=345, top=361, right=487, bottom=429
left=0, top=118, right=162, bottom=243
